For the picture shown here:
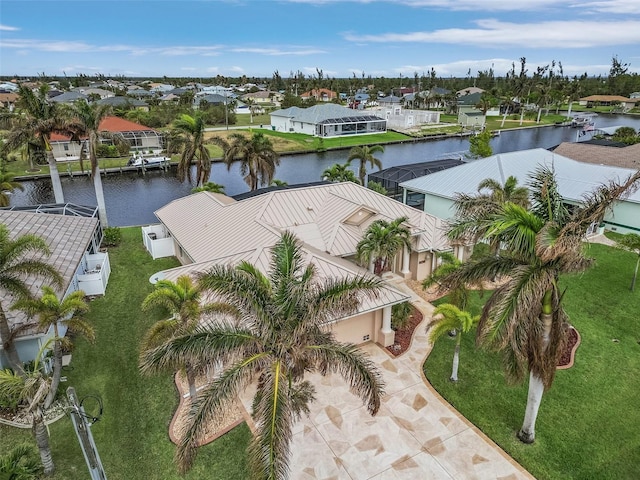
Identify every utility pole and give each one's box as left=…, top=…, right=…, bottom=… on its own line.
left=67, top=387, right=107, bottom=480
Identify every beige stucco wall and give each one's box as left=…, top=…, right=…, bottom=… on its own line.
left=410, top=251, right=433, bottom=281
left=327, top=310, right=381, bottom=345
left=172, top=239, right=193, bottom=265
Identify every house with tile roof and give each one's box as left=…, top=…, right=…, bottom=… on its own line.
left=552, top=142, right=640, bottom=171
left=270, top=104, right=386, bottom=137
left=143, top=182, right=454, bottom=347
left=0, top=206, right=110, bottom=368
left=579, top=95, right=638, bottom=112
left=400, top=148, right=640, bottom=234
left=300, top=88, right=338, bottom=102
left=49, top=116, right=163, bottom=161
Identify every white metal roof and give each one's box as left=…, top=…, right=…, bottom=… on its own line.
left=400, top=148, right=640, bottom=205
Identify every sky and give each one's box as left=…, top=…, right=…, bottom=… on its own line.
left=1, top=0, right=640, bottom=80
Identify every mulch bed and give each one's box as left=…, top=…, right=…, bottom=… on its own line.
left=386, top=306, right=424, bottom=357
left=557, top=326, right=580, bottom=369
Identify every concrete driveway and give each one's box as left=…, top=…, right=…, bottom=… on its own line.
left=240, top=288, right=535, bottom=480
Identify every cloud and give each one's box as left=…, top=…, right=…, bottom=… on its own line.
left=579, top=0, right=640, bottom=14
left=287, top=0, right=569, bottom=12
left=0, top=24, right=20, bottom=31
left=344, top=19, right=640, bottom=48
left=230, top=47, right=327, bottom=56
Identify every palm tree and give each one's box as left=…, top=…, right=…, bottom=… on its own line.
left=4, top=85, right=74, bottom=203
left=191, top=182, right=225, bottom=194
left=428, top=303, right=479, bottom=382
left=356, top=216, right=412, bottom=276
left=613, top=233, right=640, bottom=291
left=65, top=101, right=112, bottom=226
left=0, top=348, right=55, bottom=476
left=321, top=162, right=359, bottom=183
left=0, top=443, right=42, bottom=479
left=220, top=131, right=280, bottom=191
left=140, top=276, right=232, bottom=400
left=0, top=225, right=63, bottom=374
left=347, top=145, right=384, bottom=186
left=440, top=165, right=640, bottom=443
left=0, top=171, right=24, bottom=207
left=139, top=232, right=384, bottom=478
left=173, top=113, right=211, bottom=187
left=447, top=175, right=529, bottom=253
left=12, top=286, right=93, bottom=408
left=422, top=251, right=479, bottom=310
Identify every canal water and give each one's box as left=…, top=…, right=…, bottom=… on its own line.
left=8, top=114, right=640, bottom=226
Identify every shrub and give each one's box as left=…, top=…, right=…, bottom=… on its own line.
left=391, top=301, right=413, bottom=330
left=102, top=227, right=122, bottom=247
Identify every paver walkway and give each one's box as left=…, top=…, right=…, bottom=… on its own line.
left=238, top=278, right=535, bottom=479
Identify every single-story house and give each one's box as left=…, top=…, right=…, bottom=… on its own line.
left=579, top=95, right=638, bottom=112
left=0, top=205, right=110, bottom=368
left=49, top=116, right=164, bottom=160
left=143, top=182, right=455, bottom=347
left=96, top=96, right=149, bottom=111
left=377, top=106, right=440, bottom=129
left=71, top=87, right=114, bottom=99
left=49, top=91, right=88, bottom=104
left=241, top=90, right=283, bottom=106
left=300, top=88, right=338, bottom=102
left=456, top=87, right=485, bottom=97
left=194, top=94, right=229, bottom=108
left=270, top=104, right=386, bottom=137
left=0, top=92, right=18, bottom=111
left=400, top=148, right=640, bottom=234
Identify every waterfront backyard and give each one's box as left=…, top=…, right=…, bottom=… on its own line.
left=1, top=231, right=638, bottom=479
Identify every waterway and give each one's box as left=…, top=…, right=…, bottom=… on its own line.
left=8, top=114, right=640, bottom=227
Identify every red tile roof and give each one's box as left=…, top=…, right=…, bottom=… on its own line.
left=50, top=116, right=155, bottom=141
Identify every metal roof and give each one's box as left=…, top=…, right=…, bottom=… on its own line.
left=400, top=148, right=640, bottom=205
left=271, top=104, right=384, bottom=125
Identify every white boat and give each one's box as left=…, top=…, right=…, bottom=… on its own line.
left=570, top=113, right=598, bottom=128
left=127, top=154, right=170, bottom=167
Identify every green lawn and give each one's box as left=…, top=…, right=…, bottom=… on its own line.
left=424, top=243, right=640, bottom=480
left=0, top=227, right=250, bottom=480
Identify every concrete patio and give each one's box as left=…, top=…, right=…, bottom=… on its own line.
left=238, top=283, right=535, bottom=479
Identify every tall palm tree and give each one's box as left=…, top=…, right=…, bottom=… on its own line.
left=0, top=225, right=62, bottom=374
left=422, top=251, right=480, bottom=310
left=0, top=346, right=55, bottom=476
left=356, top=216, right=412, bottom=276
left=5, top=85, right=74, bottom=203
left=440, top=165, right=640, bottom=443
left=347, top=145, right=384, bottom=186
left=0, top=171, right=24, bottom=207
left=0, top=443, right=42, bottom=479
left=220, top=131, right=280, bottom=191
left=613, top=233, right=640, bottom=291
left=140, top=232, right=384, bottom=478
left=428, top=303, right=478, bottom=382
left=12, top=286, right=93, bottom=408
left=140, top=276, right=230, bottom=400
left=173, top=113, right=211, bottom=187
left=321, top=162, right=359, bottom=183
left=65, top=101, right=112, bottom=226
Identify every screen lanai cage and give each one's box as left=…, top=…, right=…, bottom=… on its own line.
left=114, top=129, right=165, bottom=153
left=367, top=157, right=466, bottom=202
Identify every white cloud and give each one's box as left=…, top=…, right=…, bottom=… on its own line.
left=231, top=47, right=327, bottom=56
left=579, top=0, right=640, bottom=14
left=0, top=24, right=20, bottom=31
left=344, top=19, right=640, bottom=48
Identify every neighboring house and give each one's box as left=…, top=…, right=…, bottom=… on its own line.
left=0, top=82, right=19, bottom=92
left=300, top=88, right=338, bottom=102
left=148, top=83, right=174, bottom=94
left=127, top=89, right=155, bottom=99
left=553, top=142, right=640, bottom=171
left=377, top=105, right=440, bottom=129
left=143, top=182, right=455, bottom=346
left=49, top=116, right=163, bottom=160
left=158, top=93, right=181, bottom=103
left=456, top=87, right=485, bottom=97
left=579, top=95, right=638, bottom=112
left=630, top=92, right=640, bottom=99
left=0, top=205, right=110, bottom=368
left=241, top=90, right=283, bottom=106
left=96, top=96, right=149, bottom=111
left=0, top=92, right=18, bottom=111
left=457, top=92, right=488, bottom=127
left=72, top=87, right=114, bottom=99
left=400, top=148, right=640, bottom=234
left=270, top=104, right=386, bottom=137
left=193, top=93, right=228, bottom=108
left=378, top=95, right=402, bottom=107
left=49, top=91, right=88, bottom=104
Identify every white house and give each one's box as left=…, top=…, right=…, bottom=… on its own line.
left=270, top=104, right=386, bottom=137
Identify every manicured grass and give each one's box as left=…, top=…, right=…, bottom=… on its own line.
left=0, top=227, right=250, bottom=479
left=424, top=243, right=640, bottom=480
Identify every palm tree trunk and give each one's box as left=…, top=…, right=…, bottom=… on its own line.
left=566, top=101, right=573, bottom=120
left=46, top=149, right=64, bottom=204
left=93, top=165, right=109, bottom=228
left=44, top=340, right=62, bottom=409
left=0, top=304, right=24, bottom=374
left=33, top=409, right=55, bottom=476
left=630, top=257, right=639, bottom=292
left=517, top=311, right=553, bottom=443
left=450, top=336, right=461, bottom=382
left=186, top=365, right=197, bottom=400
